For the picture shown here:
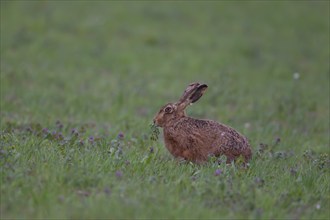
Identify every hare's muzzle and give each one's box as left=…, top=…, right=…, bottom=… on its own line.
left=152, top=118, right=161, bottom=127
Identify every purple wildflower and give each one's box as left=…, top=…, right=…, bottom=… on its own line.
left=42, top=128, right=49, bottom=134
left=150, top=147, right=154, bottom=153
left=88, top=136, right=94, bottom=144
left=214, top=169, right=222, bottom=176
left=117, top=132, right=124, bottom=139
left=58, top=132, right=64, bottom=140
left=71, top=128, right=78, bottom=135
left=115, top=170, right=123, bottom=178
left=51, top=131, right=58, bottom=140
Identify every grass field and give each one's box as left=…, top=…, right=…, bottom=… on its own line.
left=1, top=1, right=329, bottom=219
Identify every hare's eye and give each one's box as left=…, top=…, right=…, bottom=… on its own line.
left=164, top=106, right=173, bottom=114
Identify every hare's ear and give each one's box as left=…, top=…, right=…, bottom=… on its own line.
left=177, top=83, right=208, bottom=110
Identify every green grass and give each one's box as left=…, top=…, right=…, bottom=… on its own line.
left=1, top=1, right=329, bottom=219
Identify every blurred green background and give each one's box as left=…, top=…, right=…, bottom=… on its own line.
left=1, top=1, right=329, bottom=219
left=2, top=1, right=328, bottom=130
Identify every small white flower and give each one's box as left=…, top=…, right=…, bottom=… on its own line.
left=293, top=72, right=300, bottom=80
left=315, top=203, right=321, bottom=210
left=244, top=122, right=251, bottom=129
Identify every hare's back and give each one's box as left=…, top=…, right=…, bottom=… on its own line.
left=176, top=117, right=248, bottom=143
left=188, top=118, right=249, bottom=145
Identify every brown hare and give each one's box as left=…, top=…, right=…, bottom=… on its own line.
left=153, top=82, right=252, bottom=164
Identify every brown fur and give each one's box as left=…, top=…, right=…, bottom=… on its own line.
left=153, top=82, right=252, bottom=164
